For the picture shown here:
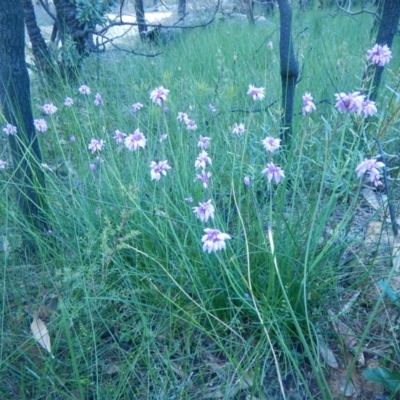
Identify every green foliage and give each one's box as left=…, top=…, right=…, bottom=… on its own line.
left=363, top=368, right=400, bottom=393
left=74, top=0, right=117, bottom=27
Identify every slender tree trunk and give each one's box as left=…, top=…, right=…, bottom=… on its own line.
left=277, top=0, right=299, bottom=145
left=135, top=0, right=147, bottom=40
left=0, top=0, right=47, bottom=243
left=178, top=0, right=186, bottom=19
left=22, top=0, right=54, bottom=79
left=369, top=0, right=400, bottom=101
left=240, top=0, right=255, bottom=24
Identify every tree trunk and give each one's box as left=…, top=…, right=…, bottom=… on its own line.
left=369, top=0, right=400, bottom=101
left=240, top=0, right=255, bottom=24
left=277, top=0, right=299, bottom=145
left=22, top=0, right=54, bottom=79
left=135, top=0, right=147, bottom=40
left=178, top=0, right=186, bottom=19
left=0, top=0, right=47, bottom=243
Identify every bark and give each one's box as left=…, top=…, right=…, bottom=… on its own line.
left=22, top=0, right=54, bottom=78
left=0, top=0, right=47, bottom=242
left=277, top=0, right=299, bottom=145
left=178, top=0, right=186, bottom=19
left=369, top=0, right=400, bottom=101
left=135, top=0, right=147, bottom=40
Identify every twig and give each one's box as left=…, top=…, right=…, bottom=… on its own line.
left=373, top=135, right=398, bottom=237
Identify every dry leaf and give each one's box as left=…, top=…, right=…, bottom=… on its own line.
left=340, top=291, right=360, bottom=315
left=340, top=377, right=358, bottom=397
left=31, top=315, right=52, bottom=356
left=317, top=336, right=339, bottom=369
left=361, top=188, right=380, bottom=210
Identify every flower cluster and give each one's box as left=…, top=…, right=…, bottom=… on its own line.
left=261, top=135, right=284, bottom=184
left=150, top=86, right=170, bottom=106
left=3, top=123, right=17, bottom=136
left=124, top=129, right=147, bottom=151
left=367, top=44, right=392, bottom=67
left=150, top=160, right=172, bottom=181
left=247, top=85, right=265, bottom=101
left=232, top=123, right=246, bottom=136
left=302, top=92, right=316, bottom=116
left=43, top=103, right=58, bottom=115
left=334, top=92, right=377, bottom=117
left=356, top=158, right=385, bottom=186
left=177, top=111, right=198, bottom=131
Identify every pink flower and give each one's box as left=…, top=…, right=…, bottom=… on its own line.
left=0, top=160, right=6, bottom=169
left=195, top=170, right=212, bottom=189
left=362, top=100, right=377, bottom=117
left=185, top=119, right=198, bottom=131
left=198, top=135, right=211, bottom=150
left=177, top=112, right=189, bottom=122
left=94, top=93, right=103, bottom=106
left=79, top=85, right=91, bottom=95
left=124, top=129, right=147, bottom=151
left=185, top=197, right=193, bottom=203
left=208, top=104, right=217, bottom=113
left=131, top=102, right=143, bottom=114
left=113, top=129, right=126, bottom=144
left=262, top=136, right=281, bottom=153
left=334, top=92, right=365, bottom=114
left=70, top=136, right=76, bottom=143
left=34, top=119, right=48, bottom=132
left=302, top=92, right=316, bottom=115
left=195, top=151, right=212, bottom=170
left=89, top=163, right=96, bottom=171
left=262, top=162, right=285, bottom=183
left=64, top=97, right=74, bottom=107
left=267, top=41, right=273, bottom=50
left=201, top=228, right=231, bottom=253
left=42, top=103, right=58, bottom=115
left=193, top=199, right=215, bottom=222
left=367, top=44, right=392, bottom=67
left=3, top=123, right=17, bottom=136
left=356, top=158, right=384, bottom=186
left=150, top=86, right=170, bottom=106
left=150, top=160, right=171, bottom=181
left=232, top=123, right=246, bottom=136
left=244, top=176, right=250, bottom=187
left=247, top=85, right=265, bottom=101
left=88, top=138, right=105, bottom=153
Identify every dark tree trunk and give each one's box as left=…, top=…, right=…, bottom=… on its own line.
left=277, top=0, right=299, bottom=145
left=22, top=0, right=54, bottom=78
left=0, top=0, right=47, bottom=241
left=369, top=0, right=400, bottom=101
left=135, top=0, right=147, bottom=40
left=240, top=0, right=255, bottom=24
left=178, top=0, right=186, bottom=19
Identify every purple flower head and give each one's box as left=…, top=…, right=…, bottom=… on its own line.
left=185, top=197, right=193, bottom=203
left=70, top=136, right=76, bottom=143
left=131, top=102, right=143, bottom=114
left=79, top=85, right=91, bottom=95
left=334, top=92, right=365, bottom=114
left=0, top=160, right=7, bottom=169
left=88, top=138, right=105, bottom=154
left=89, top=163, right=96, bottom=171
left=163, top=106, right=169, bottom=114
left=247, top=85, right=265, bottom=101
left=208, top=104, right=217, bottom=113
left=356, top=158, right=384, bottom=186
left=177, top=112, right=189, bottom=122
left=198, top=135, right=211, bottom=150
left=302, top=92, right=316, bottom=115
left=262, top=136, right=281, bottom=153
left=201, top=228, right=231, bottom=254
left=262, top=162, right=285, bottom=184
left=124, top=129, right=147, bottom=151
left=94, top=93, right=104, bottom=106
left=195, top=150, right=212, bottom=170
left=185, top=119, right=198, bottom=131
left=43, top=103, right=58, bottom=115
left=150, top=86, right=170, bottom=106
left=34, top=119, right=48, bottom=132
left=267, top=41, right=273, bottom=50
left=367, top=44, right=392, bottom=67
left=362, top=100, right=377, bottom=117
left=195, top=170, right=212, bottom=189
left=3, top=123, right=17, bottom=136
left=150, top=160, right=171, bottom=181
left=159, top=134, right=168, bottom=143
left=232, top=123, right=246, bottom=136
left=244, top=176, right=250, bottom=187
left=64, top=97, right=74, bottom=107
left=193, top=199, right=215, bottom=222
left=113, top=129, right=126, bottom=144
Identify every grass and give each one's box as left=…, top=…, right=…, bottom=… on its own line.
left=1, top=3, right=400, bottom=399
